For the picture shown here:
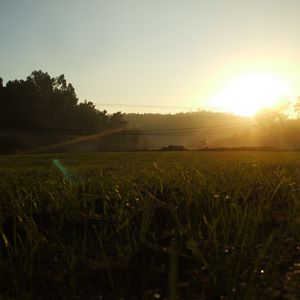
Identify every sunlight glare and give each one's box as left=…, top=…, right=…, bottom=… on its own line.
left=209, top=72, right=293, bottom=116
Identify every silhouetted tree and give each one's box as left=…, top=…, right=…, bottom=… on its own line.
left=0, top=70, right=127, bottom=134
left=109, top=111, right=127, bottom=129
left=255, top=102, right=290, bottom=148
left=0, top=77, right=3, bottom=100
left=0, top=77, right=3, bottom=126
left=294, top=97, right=300, bottom=118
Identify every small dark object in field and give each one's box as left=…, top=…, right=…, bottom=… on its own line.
left=160, top=145, right=188, bottom=151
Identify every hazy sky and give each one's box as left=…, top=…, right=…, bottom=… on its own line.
left=1, top=0, right=300, bottom=114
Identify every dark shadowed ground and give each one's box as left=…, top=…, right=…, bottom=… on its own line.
left=1, top=151, right=300, bottom=299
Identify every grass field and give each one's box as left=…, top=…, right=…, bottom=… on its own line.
left=1, top=151, right=300, bottom=299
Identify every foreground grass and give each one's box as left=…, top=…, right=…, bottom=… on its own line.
left=1, top=151, right=300, bottom=299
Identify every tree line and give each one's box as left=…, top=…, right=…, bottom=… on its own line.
left=2, top=69, right=300, bottom=152
left=0, top=70, right=127, bottom=134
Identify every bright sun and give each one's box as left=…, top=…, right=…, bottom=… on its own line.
left=210, top=72, right=293, bottom=116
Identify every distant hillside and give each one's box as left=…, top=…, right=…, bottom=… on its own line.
left=125, top=111, right=255, bottom=149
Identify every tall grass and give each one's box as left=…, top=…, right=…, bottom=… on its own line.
left=0, top=152, right=300, bottom=299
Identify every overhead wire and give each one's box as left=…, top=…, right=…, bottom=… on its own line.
left=123, top=122, right=253, bottom=136
left=94, top=102, right=202, bottom=109
left=93, top=102, right=223, bottom=111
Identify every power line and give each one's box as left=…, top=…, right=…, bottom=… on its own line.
left=93, top=102, right=222, bottom=111
left=128, top=121, right=252, bottom=133
left=124, top=123, right=253, bottom=136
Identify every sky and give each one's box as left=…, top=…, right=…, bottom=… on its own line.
left=1, top=0, right=300, bottom=115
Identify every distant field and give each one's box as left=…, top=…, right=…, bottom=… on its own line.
left=1, top=151, right=300, bottom=299
left=2, top=151, right=300, bottom=171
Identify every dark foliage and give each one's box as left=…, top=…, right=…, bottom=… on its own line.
left=0, top=70, right=127, bottom=134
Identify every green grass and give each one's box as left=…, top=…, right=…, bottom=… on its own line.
left=1, top=151, right=300, bottom=299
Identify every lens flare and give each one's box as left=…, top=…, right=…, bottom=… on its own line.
left=52, top=159, right=76, bottom=184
